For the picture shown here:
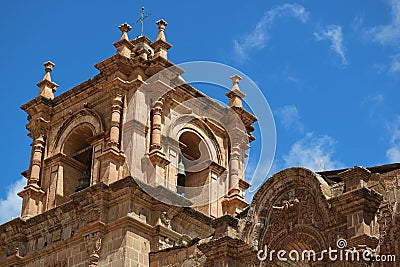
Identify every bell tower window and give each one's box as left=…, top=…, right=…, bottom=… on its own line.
left=62, top=125, right=94, bottom=196
left=178, top=131, right=211, bottom=198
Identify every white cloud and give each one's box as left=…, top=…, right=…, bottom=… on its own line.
left=351, top=15, right=364, bottom=32
left=367, top=0, right=400, bottom=46
left=387, top=147, right=400, bottom=162
left=386, top=116, right=400, bottom=162
left=362, top=94, right=384, bottom=105
left=234, top=3, right=309, bottom=60
left=314, top=25, right=348, bottom=65
left=275, top=105, right=304, bottom=132
left=389, top=53, right=400, bottom=73
left=283, top=132, right=341, bottom=171
left=0, top=178, right=25, bottom=225
left=361, top=94, right=384, bottom=119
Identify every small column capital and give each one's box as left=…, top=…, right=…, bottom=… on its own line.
left=33, top=135, right=45, bottom=150
left=152, top=100, right=163, bottom=114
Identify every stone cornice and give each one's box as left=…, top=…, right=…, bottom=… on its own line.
left=209, top=161, right=226, bottom=176
left=17, top=184, right=45, bottom=199
left=330, top=187, right=383, bottom=214
left=51, top=74, right=104, bottom=106
left=20, top=95, right=53, bottom=113
left=198, top=236, right=257, bottom=260
left=113, top=38, right=135, bottom=51
left=152, top=39, right=172, bottom=51
left=239, top=179, right=251, bottom=190
left=230, top=106, right=258, bottom=126
left=44, top=152, right=87, bottom=170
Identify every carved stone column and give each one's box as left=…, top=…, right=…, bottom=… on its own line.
left=18, top=134, right=46, bottom=219
left=19, top=64, right=54, bottom=218
left=97, top=80, right=128, bottom=185
left=150, top=100, right=163, bottom=152
left=222, top=136, right=249, bottom=216
left=29, top=136, right=45, bottom=186
left=109, top=94, right=123, bottom=149
left=98, top=91, right=125, bottom=184
left=229, top=145, right=241, bottom=195
left=148, top=100, right=170, bottom=185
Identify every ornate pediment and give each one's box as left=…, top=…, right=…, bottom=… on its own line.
left=240, top=168, right=333, bottom=252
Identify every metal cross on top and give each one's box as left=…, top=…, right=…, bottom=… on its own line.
left=134, top=7, right=151, bottom=36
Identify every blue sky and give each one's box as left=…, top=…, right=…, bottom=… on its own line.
left=0, top=0, right=400, bottom=223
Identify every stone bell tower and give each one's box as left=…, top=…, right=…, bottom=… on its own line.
left=17, top=16, right=256, bottom=221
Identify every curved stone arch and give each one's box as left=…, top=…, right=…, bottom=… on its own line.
left=52, top=109, right=105, bottom=154
left=241, top=167, right=332, bottom=247
left=260, top=225, right=327, bottom=252
left=166, top=114, right=222, bottom=165
left=258, top=226, right=327, bottom=267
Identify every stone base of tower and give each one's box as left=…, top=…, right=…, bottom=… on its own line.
left=0, top=177, right=215, bottom=267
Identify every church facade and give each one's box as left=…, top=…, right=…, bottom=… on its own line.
left=0, top=16, right=399, bottom=267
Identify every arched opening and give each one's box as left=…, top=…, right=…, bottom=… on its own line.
left=260, top=241, right=313, bottom=267
left=177, top=131, right=212, bottom=198
left=62, top=124, right=94, bottom=197
left=280, top=241, right=313, bottom=266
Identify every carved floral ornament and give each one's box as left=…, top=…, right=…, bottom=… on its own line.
left=84, top=231, right=104, bottom=261
left=267, top=189, right=325, bottom=233
left=85, top=207, right=102, bottom=223
left=244, top=186, right=330, bottom=253
left=377, top=204, right=394, bottom=246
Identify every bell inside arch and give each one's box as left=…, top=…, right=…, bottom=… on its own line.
left=75, top=148, right=92, bottom=192
left=177, top=157, right=186, bottom=195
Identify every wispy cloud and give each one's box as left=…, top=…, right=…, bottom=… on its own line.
left=275, top=105, right=304, bottom=133
left=367, top=0, right=400, bottom=46
left=234, top=3, right=309, bottom=60
left=282, top=67, right=304, bottom=88
left=386, top=116, right=400, bottom=162
left=362, top=94, right=384, bottom=105
left=0, top=178, right=25, bottom=225
left=283, top=132, right=342, bottom=171
left=361, top=94, right=384, bottom=120
left=351, top=15, right=364, bottom=32
left=389, top=53, right=400, bottom=73
left=314, top=25, right=348, bottom=65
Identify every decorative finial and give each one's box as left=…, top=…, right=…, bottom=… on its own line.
left=153, top=19, right=172, bottom=60
left=226, top=74, right=246, bottom=108
left=156, top=19, right=168, bottom=42
left=43, top=61, right=55, bottom=82
left=36, top=61, right=58, bottom=100
left=134, top=7, right=151, bottom=36
left=114, top=23, right=135, bottom=58
left=118, top=22, right=132, bottom=41
left=230, top=74, right=242, bottom=89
